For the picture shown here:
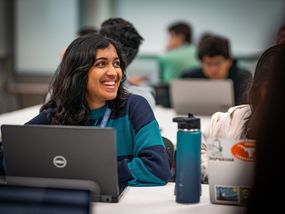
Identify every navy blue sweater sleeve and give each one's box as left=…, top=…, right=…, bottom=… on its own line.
left=118, top=95, right=171, bottom=186
left=117, top=156, right=134, bottom=182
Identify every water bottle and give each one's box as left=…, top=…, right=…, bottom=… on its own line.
left=173, top=113, right=201, bottom=204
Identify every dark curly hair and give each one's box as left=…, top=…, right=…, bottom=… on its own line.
left=99, top=18, right=144, bottom=66
left=41, top=33, right=128, bottom=125
left=168, top=21, right=192, bottom=44
left=198, top=35, right=231, bottom=60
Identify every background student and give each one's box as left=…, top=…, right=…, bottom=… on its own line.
left=159, top=21, right=200, bottom=84
left=201, top=44, right=284, bottom=183
left=26, top=33, right=171, bottom=186
left=100, top=18, right=156, bottom=109
left=181, top=34, right=252, bottom=105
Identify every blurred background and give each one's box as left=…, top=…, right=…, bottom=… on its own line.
left=0, top=0, right=284, bottom=113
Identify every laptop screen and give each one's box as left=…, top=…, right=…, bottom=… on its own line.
left=170, top=79, right=234, bottom=115
left=1, top=124, right=124, bottom=202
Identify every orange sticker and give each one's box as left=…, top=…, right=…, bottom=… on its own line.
left=231, top=141, right=256, bottom=162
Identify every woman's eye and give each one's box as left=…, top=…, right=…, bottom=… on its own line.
left=114, top=61, right=121, bottom=68
left=96, top=61, right=105, bottom=67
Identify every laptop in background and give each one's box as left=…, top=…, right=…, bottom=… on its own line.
left=207, top=138, right=255, bottom=206
left=1, top=124, right=127, bottom=203
left=170, top=79, right=234, bottom=115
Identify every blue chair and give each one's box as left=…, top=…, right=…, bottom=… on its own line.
left=162, top=136, right=175, bottom=169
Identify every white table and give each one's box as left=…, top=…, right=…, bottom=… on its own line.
left=94, top=183, right=246, bottom=214
left=0, top=104, right=41, bottom=141
left=0, top=105, right=210, bottom=143
left=0, top=104, right=41, bottom=125
left=0, top=105, right=244, bottom=213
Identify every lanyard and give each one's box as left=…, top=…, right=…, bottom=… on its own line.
left=100, top=107, right=111, bottom=128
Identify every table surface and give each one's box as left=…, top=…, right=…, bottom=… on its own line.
left=0, top=105, right=245, bottom=213
left=94, top=183, right=246, bottom=214
left=0, top=104, right=211, bottom=143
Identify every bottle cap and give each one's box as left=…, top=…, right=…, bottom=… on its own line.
left=173, top=113, right=200, bottom=130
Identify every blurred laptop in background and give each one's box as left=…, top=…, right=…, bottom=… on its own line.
left=170, top=79, right=234, bottom=115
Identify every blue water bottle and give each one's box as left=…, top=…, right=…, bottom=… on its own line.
left=173, top=113, right=201, bottom=203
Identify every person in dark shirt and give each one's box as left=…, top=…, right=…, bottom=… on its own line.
left=181, top=34, right=252, bottom=105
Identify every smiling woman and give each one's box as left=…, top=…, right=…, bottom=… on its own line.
left=23, top=33, right=171, bottom=186
left=86, top=44, right=123, bottom=109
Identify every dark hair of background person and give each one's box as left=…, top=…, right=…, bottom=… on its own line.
left=77, top=26, right=97, bottom=37
left=247, top=44, right=285, bottom=213
left=41, top=33, right=128, bottom=125
left=168, top=21, right=192, bottom=44
left=198, top=32, right=214, bottom=45
left=244, top=45, right=284, bottom=139
left=99, top=18, right=144, bottom=66
left=276, top=24, right=285, bottom=45
left=197, top=35, right=231, bottom=60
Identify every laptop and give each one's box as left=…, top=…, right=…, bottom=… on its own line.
left=0, top=177, right=96, bottom=214
left=170, top=79, right=234, bottom=115
left=207, top=138, right=256, bottom=206
left=1, top=124, right=127, bottom=203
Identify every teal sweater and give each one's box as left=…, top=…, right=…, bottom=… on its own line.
left=26, top=95, right=171, bottom=186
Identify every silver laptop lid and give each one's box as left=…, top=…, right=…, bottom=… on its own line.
left=207, top=138, right=255, bottom=206
left=1, top=124, right=121, bottom=202
left=170, top=79, right=234, bottom=115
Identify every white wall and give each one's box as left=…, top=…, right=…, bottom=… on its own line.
left=115, top=0, right=285, bottom=56
left=13, top=0, right=285, bottom=75
left=15, top=0, right=79, bottom=74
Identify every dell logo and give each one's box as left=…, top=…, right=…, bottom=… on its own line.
left=53, top=156, right=67, bottom=168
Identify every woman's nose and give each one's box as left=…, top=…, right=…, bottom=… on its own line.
left=106, top=65, right=117, bottom=76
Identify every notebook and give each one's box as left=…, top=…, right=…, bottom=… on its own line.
left=170, top=79, right=234, bottom=115
left=1, top=124, right=127, bottom=203
left=207, top=138, right=256, bottom=206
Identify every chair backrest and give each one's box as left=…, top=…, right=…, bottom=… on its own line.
left=153, top=84, right=171, bottom=108
left=162, top=136, right=175, bottom=169
left=0, top=177, right=97, bottom=214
